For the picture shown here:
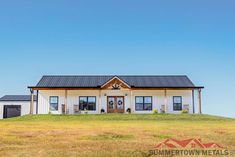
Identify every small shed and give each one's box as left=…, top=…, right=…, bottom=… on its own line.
left=0, top=95, right=37, bottom=119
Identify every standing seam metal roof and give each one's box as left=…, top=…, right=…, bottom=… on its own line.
left=31, top=75, right=202, bottom=88
left=0, top=95, right=37, bottom=101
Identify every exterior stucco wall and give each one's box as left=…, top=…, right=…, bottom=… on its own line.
left=0, top=101, right=36, bottom=119
left=37, top=89, right=193, bottom=114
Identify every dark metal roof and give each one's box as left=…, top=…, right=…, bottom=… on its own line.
left=29, top=75, right=203, bottom=89
left=0, top=95, right=37, bottom=102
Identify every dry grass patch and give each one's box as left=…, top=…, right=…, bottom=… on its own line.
left=0, top=114, right=234, bottom=157
left=80, top=132, right=134, bottom=141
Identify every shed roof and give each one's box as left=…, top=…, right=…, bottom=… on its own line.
left=0, top=95, right=37, bottom=102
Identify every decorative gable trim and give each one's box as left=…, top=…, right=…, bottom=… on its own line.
left=101, top=76, right=131, bottom=89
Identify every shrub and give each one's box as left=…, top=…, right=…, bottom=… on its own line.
left=126, top=108, right=131, bottom=114
left=181, top=109, right=189, bottom=114
left=153, top=109, right=158, bottom=114
left=101, top=109, right=105, bottom=114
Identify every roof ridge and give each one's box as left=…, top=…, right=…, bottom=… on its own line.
left=41, top=75, right=189, bottom=77
left=42, top=75, right=113, bottom=77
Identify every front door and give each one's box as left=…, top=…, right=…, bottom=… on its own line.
left=107, top=96, right=124, bottom=113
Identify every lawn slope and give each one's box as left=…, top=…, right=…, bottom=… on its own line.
left=0, top=114, right=234, bottom=157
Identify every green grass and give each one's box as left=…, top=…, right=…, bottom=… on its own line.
left=3, top=113, right=233, bottom=122
left=0, top=114, right=234, bottom=157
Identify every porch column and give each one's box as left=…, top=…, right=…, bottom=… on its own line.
left=192, top=90, right=195, bottom=114
left=164, top=89, right=168, bottom=113
left=30, top=88, right=34, bottom=114
left=65, top=90, right=68, bottom=114
left=198, top=89, right=202, bottom=114
left=130, top=90, right=133, bottom=112
left=99, top=90, right=101, bottom=113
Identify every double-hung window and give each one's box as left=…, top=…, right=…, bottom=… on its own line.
left=135, top=96, right=152, bottom=111
left=79, top=96, right=96, bottom=111
left=173, top=96, right=182, bottom=111
left=50, top=96, right=59, bottom=111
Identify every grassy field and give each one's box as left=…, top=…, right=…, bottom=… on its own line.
left=0, top=114, right=234, bottom=157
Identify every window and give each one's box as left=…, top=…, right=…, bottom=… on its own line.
left=79, top=96, right=96, bottom=111
left=173, top=96, right=182, bottom=111
left=50, top=96, right=58, bottom=111
left=135, top=96, right=152, bottom=111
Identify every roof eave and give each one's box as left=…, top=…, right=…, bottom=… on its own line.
left=28, top=86, right=204, bottom=89
left=132, top=86, right=204, bottom=89
left=28, top=86, right=101, bottom=90
left=0, top=100, right=37, bottom=102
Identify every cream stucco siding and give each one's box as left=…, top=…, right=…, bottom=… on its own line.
left=37, top=89, right=193, bottom=114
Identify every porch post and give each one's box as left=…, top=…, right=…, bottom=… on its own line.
left=130, top=90, right=133, bottom=112
left=198, top=89, right=202, bottom=114
left=99, top=90, right=101, bottom=113
left=65, top=90, right=68, bottom=114
left=30, top=88, right=34, bottom=114
left=192, top=90, right=195, bottom=114
left=164, top=89, right=167, bottom=113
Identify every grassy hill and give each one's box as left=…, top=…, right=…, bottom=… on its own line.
left=0, top=114, right=234, bottom=157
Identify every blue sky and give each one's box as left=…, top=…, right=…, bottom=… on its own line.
left=0, top=0, right=234, bottom=118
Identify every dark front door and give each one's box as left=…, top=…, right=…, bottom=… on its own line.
left=107, top=96, right=124, bottom=113
left=3, top=105, right=21, bottom=118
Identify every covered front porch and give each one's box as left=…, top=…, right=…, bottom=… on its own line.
left=28, top=76, right=203, bottom=115
left=28, top=88, right=203, bottom=115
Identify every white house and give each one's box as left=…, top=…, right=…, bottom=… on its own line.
left=0, top=95, right=37, bottom=119
left=27, top=75, right=204, bottom=115
left=0, top=75, right=203, bottom=118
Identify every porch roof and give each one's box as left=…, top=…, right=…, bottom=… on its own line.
left=28, top=75, right=204, bottom=89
